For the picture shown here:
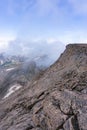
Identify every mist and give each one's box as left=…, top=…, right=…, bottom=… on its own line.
left=0, top=39, right=65, bottom=98
left=1, top=39, right=65, bottom=67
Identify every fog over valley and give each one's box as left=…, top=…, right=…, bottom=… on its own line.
left=0, top=39, right=65, bottom=100
left=0, top=39, right=65, bottom=67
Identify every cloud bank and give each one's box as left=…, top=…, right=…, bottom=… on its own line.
left=4, top=39, right=65, bottom=66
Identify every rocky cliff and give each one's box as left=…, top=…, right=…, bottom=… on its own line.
left=0, top=44, right=87, bottom=130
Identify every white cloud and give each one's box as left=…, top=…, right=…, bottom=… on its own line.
left=0, top=35, right=16, bottom=52
left=0, top=41, right=8, bottom=52
left=0, top=35, right=15, bottom=41
left=4, top=39, right=65, bottom=64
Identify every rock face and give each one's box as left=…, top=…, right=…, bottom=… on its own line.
left=0, top=44, right=87, bottom=130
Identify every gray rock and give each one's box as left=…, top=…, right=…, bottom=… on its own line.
left=0, top=44, right=87, bottom=130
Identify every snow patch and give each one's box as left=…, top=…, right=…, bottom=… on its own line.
left=3, top=84, right=22, bottom=99
left=6, top=68, right=15, bottom=72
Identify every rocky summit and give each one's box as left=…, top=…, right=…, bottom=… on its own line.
left=0, top=44, right=87, bottom=130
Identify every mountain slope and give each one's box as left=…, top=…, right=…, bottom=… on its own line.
left=0, top=44, right=87, bottom=130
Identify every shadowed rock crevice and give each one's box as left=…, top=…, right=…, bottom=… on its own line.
left=71, top=115, right=80, bottom=130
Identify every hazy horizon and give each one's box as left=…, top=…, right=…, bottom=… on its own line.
left=0, top=0, right=87, bottom=50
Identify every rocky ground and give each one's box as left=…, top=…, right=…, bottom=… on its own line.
left=0, top=44, right=87, bottom=130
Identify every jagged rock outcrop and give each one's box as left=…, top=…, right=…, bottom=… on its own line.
left=0, top=44, right=87, bottom=130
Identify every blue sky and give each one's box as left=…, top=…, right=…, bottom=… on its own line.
left=0, top=0, right=87, bottom=49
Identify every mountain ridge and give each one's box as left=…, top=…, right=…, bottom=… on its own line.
left=0, top=44, right=87, bottom=130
